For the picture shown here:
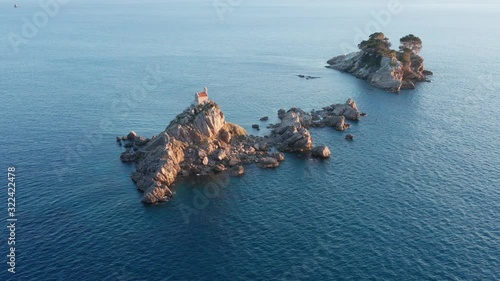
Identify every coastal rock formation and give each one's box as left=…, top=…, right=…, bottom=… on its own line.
left=312, top=146, right=331, bottom=158
left=119, top=97, right=363, bottom=204
left=327, top=33, right=432, bottom=92
left=270, top=108, right=313, bottom=152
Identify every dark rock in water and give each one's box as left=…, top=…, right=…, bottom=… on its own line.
left=423, top=70, right=434, bottom=76
left=134, top=136, right=150, bottom=146
left=122, top=136, right=128, bottom=141
left=360, top=112, right=367, bottom=117
left=127, top=131, right=138, bottom=141
left=345, top=134, right=354, bottom=141
left=278, top=109, right=286, bottom=120
left=260, top=116, right=269, bottom=121
left=252, top=124, right=260, bottom=130
left=120, top=150, right=139, bottom=162
left=258, top=157, right=280, bottom=168
left=297, top=75, right=321, bottom=80
left=116, top=137, right=122, bottom=142
left=312, top=146, right=331, bottom=158
left=323, top=116, right=348, bottom=131
left=230, top=165, right=245, bottom=176
left=124, top=142, right=134, bottom=148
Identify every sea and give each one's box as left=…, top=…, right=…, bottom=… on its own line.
left=1, top=0, right=499, bottom=280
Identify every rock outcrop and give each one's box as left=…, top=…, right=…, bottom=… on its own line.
left=312, top=146, right=331, bottom=158
left=270, top=108, right=313, bottom=152
left=119, top=98, right=363, bottom=204
left=327, top=33, right=432, bottom=92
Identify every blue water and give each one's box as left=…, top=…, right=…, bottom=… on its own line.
left=1, top=0, right=499, bottom=280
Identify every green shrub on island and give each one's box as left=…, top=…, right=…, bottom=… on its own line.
left=399, top=34, right=423, bottom=54
left=357, top=32, right=392, bottom=56
left=357, top=33, right=424, bottom=66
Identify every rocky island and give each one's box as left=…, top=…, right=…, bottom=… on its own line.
left=118, top=88, right=363, bottom=204
left=327, top=33, right=433, bottom=92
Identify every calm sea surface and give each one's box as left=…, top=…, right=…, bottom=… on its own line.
left=1, top=0, right=499, bottom=280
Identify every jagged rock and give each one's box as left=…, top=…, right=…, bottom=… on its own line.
left=330, top=101, right=360, bottom=121
left=116, top=137, right=122, bottom=142
left=258, top=157, right=280, bottom=168
left=327, top=35, right=432, bottom=92
left=346, top=134, right=354, bottom=141
left=142, top=184, right=173, bottom=204
left=124, top=142, right=134, bottom=148
left=252, top=124, right=260, bottom=130
left=119, top=97, right=364, bottom=204
left=120, top=150, right=139, bottom=162
left=346, top=98, right=358, bottom=111
left=271, top=109, right=313, bottom=152
left=134, top=136, right=150, bottom=146
left=127, top=131, right=138, bottom=141
left=312, top=146, right=331, bottom=158
left=260, top=116, right=269, bottom=121
left=323, top=116, right=348, bottom=131
left=167, top=102, right=226, bottom=143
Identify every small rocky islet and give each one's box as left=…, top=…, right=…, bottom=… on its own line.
left=118, top=90, right=363, bottom=204
left=327, top=33, right=433, bottom=92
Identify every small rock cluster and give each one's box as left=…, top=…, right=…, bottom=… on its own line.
left=297, top=75, right=321, bottom=80
left=117, top=132, right=151, bottom=162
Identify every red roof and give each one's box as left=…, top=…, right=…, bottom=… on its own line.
left=197, top=92, right=208, bottom=97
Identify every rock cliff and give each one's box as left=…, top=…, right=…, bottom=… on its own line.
left=327, top=33, right=432, bottom=92
left=119, top=99, right=362, bottom=204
